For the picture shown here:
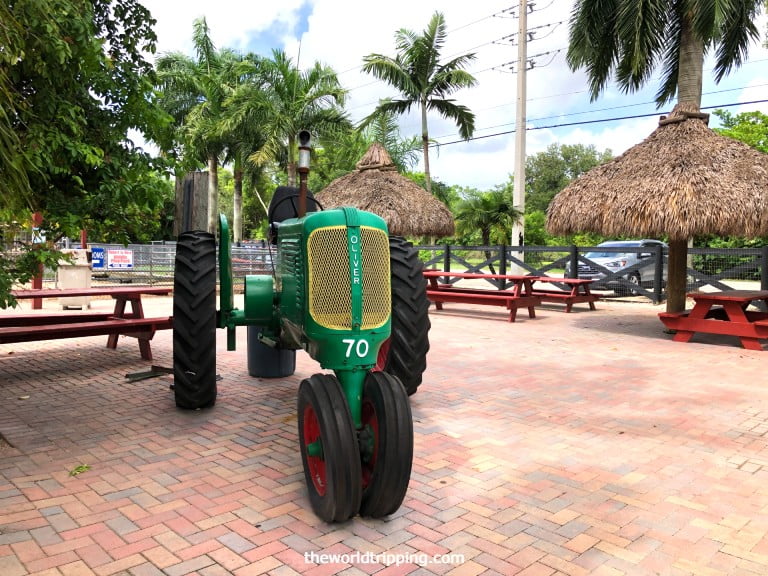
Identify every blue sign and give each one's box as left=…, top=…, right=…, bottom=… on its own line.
left=91, top=247, right=105, bottom=269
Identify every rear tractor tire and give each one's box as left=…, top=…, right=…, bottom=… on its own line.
left=172, top=231, right=217, bottom=409
left=377, top=236, right=431, bottom=396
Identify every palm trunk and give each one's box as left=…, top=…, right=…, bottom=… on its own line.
left=252, top=185, right=269, bottom=216
left=207, top=155, right=218, bottom=235
left=287, top=162, right=297, bottom=187
left=286, top=135, right=298, bottom=187
left=483, top=232, right=496, bottom=275
left=665, top=15, right=704, bottom=313
left=233, top=165, right=243, bottom=244
left=677, top=16, right=704, bottom=108
left=421, top=98, right=431, bottom=194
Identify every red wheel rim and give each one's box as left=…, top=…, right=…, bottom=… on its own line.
left=373, top=338, right=391, bottom=372
left=302, top=404, right=326, bottom=496
left=360, top=398, right=380, bottom=489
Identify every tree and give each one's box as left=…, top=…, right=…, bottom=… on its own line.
left=245, top=49, right=350, bottom=187
left=362, top=111, right=421, bottom=172
left=218, top=53, right=270, bottom=243
left=566, top=0, right=763, bottom=313
left=310, top=114, right=419, bottom=195
left=361, top=11, right=477, bottom=195
left=155, top=17, right=244, bottom=234
left=2, top=0, right=165, bottom=306
left=525, top=143, right=613, bottom=213
left=406, top=173, right=458, bottom=210
left=8, top=0, right=164, bottom=227
left=0, top=5, right=30, bottom=212
left=712, top=109, right=768, bottom=153
left=454, top=184, right=522, bottom=273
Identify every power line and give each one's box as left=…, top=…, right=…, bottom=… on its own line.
left=448, top=5, right=515, bottom=33
left=336, top=4, right=518, bottom=81
left=431, top=98, right=768, bottom=148
left=456, top=82, right=768, bottom=135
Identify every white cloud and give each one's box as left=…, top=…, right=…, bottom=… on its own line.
left=145, top=0, right=308, bottom=57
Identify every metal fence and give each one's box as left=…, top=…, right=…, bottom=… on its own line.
left=23, top=242, right=768, bottom=303
left=416, top=244, right=768, bottom=303
left=35, top=242, right=276, bottom=289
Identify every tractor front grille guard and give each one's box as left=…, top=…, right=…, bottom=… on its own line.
left=307, top=226, right=390, bottom=330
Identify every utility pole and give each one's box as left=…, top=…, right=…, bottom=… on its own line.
left=512, top=0, right=527, bottom=267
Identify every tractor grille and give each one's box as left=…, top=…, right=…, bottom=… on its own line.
left=307, top=226, right=390, bottom=330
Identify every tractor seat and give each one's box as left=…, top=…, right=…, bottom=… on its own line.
left=267, top=186, right=320, bottom=244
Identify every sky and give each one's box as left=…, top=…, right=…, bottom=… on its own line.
left=139, top=0, right=768, bottom=191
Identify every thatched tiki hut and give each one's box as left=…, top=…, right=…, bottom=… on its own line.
left=547, top=104, right=768, bottom=313
left=316, top=142, right=455, bottom=239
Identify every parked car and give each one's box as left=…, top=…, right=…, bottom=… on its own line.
left=565, top=239, right=668, bottom=293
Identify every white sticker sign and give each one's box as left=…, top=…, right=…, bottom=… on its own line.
left=107, top=249, right=134, bottom=269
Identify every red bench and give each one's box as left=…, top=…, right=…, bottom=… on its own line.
left=0, top=317, right=173, bottom=353
left=423, top=271, right=541, bottom=322
left=530, top=277, right=599, bottom=312
left=4, top=286, right=173, bottom=360
left=658, top=290, right=768, bottom=350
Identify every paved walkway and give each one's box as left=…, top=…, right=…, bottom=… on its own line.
left=1, top=296, right=768, bottom=575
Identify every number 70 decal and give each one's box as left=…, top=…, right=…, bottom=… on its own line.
left=342, top=338, right=370, bottom=358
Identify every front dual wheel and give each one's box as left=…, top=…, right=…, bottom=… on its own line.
left=359, top=372, right=413, bottom=517
left=297, top=371, right=413, bottom=522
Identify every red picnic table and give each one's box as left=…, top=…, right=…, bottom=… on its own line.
left=1, top=286, right=173, bottom=360
left=658, top=289, right=768, bottom=351
left=423, top=270, right=541, bottom=322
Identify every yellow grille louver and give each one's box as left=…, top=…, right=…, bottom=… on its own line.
left=307, top=226, right=390, bottom=330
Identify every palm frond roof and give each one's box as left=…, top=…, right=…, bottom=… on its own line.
left=317, top=142, right=455, bottom=238
left=546, top=104, right=768, bottom=241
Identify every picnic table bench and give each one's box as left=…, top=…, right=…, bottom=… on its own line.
left=1, top=286, right=173, bottom=360
left=530, top=277, right=599, bottom=312
left=423, top=270, right=541, bottom=322
left=658, top=289, right=768, bottom=351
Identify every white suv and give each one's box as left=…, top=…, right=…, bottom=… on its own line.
left=566, top=240, right=668, bottom=293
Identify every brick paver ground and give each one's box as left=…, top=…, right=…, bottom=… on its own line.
left=2, top=295, right=768, bottom=575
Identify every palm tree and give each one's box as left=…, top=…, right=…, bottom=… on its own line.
left=155, top=17, right=243, bottom=234
left=245, top=49, right=350, bottom=187
left=217, top=54, right=271, bottom=243
left=361, top=11, right=477, bottom=195
left=455, top=187, right=522, bottom=274
left=363, top=110, right=420, bottom=172
left=566, top=0, right=762, bottom=312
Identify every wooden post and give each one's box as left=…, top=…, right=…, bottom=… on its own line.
left=32, top=212, right=43, bottom=309
left=174, top=172, right=209, bottom=236
left=666, top=238, right=688, bottom=313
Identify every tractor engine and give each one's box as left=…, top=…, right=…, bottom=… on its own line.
left=242, top=207, right=392, bottom=371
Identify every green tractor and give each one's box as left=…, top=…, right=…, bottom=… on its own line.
left=170, top=132, right=430, bottom=522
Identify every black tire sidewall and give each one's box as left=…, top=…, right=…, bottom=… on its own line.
left=297, top=374, right=362, bottom=522
left=359, top=371, right=413, bottom=518
left=386, top=236, right=430, bottom=395
left=172, top=231, right=217, bottom=409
